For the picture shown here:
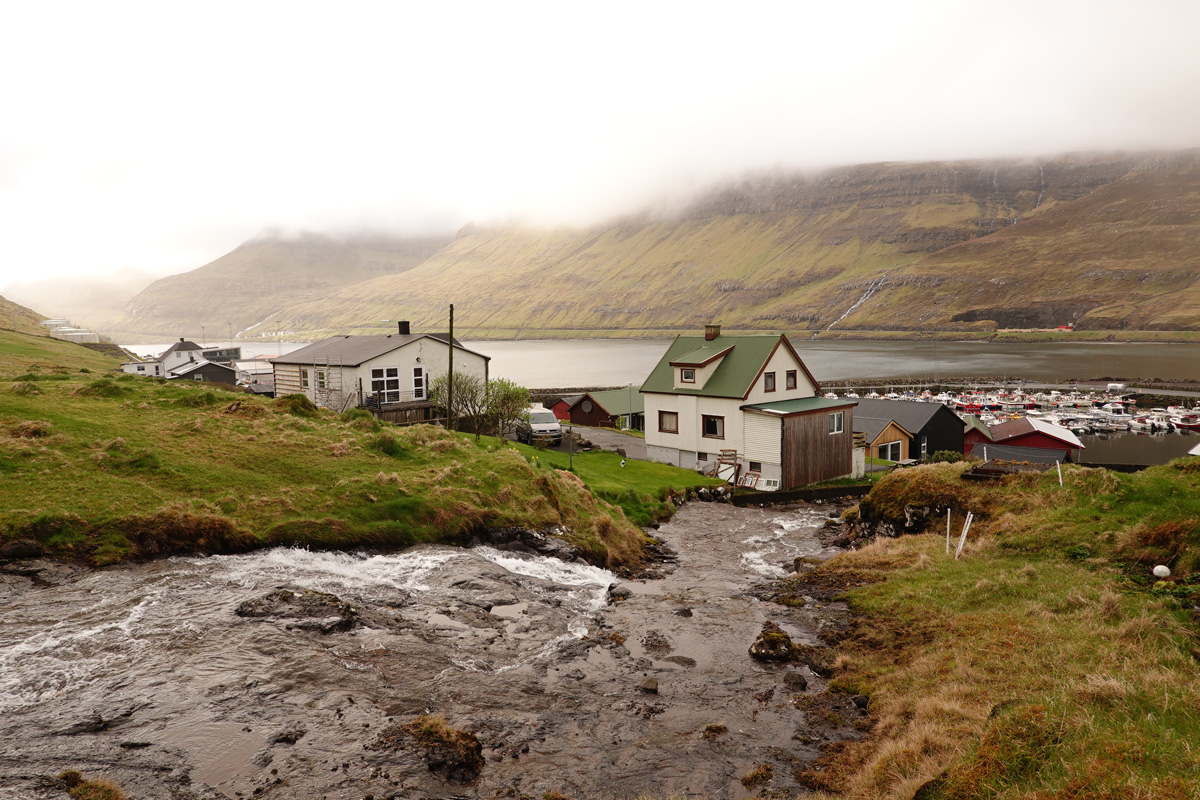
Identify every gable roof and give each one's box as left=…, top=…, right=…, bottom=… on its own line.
left=272, top=333, right=489, bottom=367
left=641, top=333, right=818, bottom=399
left=160, top=339, right=203, bottom=360
left=577, top=388, right=644, bottom=416
left=854, top=415, right=914, bottom=443
left=169, top=359, right=236, bottom=377
left=963, top=415, right=993, bottom=440
left=851, top=398, right=957, bottom=433
left=989, top=417, right=1085, bottom=449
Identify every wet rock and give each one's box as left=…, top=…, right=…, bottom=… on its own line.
left=607, top=583, right=634, bottom=602
left=783, top=671, right=809, bottom=693
left=273, top=728, right=307, bottom=744
left=0, top=539, right=42, bottom=560
left=235, top=588, right=358, bottom=633
left=749, top=621, right=796, bottom=662
left=638, top=677, right=659, bottom=694
left=60, top=706, right=140, bottom=735
left=673, top=607, right=693, bottom=617
left=368, top=715, right=484, bottom=785
left=852, top=694, right=870, bottom=710
left=792, top=644, right=835, bottom=677
left=479, top=526, right=581, bottom=561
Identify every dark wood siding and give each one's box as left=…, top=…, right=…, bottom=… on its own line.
left=781, top=405, right=854, bottom=488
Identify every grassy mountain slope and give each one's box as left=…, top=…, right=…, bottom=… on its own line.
left=0, top=295, right=48, bottom=336
left=4, top=269, right=157, bottom=331
left=243, top=152, right=1200, bottom=340
left=107, top=232, right=453, bottom=340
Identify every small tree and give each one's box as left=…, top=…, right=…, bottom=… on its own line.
left=429, top=371, right=488, bottom=438
left=489, top=378, right=532, bottom=438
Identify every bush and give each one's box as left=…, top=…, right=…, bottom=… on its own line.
left=341, top=407, right=380, bottom=432
left=925, top=450, right=965, bottom=464
left=370, top=430, right=406, bottom=457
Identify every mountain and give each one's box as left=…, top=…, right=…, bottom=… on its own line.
left=0, top=295, right=47, bottom=335
left=242, top=151, right=1200, bottom=339
left=103, top=150, right=1200, bottom=341
left=106, top=233, right=453, bottom=339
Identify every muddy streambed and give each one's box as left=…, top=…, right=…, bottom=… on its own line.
left=0, top=503, right=860, bottom=799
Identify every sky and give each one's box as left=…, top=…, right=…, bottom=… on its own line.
left=3, top=0, right=1200, bottom=293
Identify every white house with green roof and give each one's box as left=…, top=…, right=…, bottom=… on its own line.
left=641, top=325, right=858, bottom=489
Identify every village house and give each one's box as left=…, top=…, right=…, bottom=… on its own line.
left=270, top=321, right=489, bottom=422
left=851, top=397, right=965, bottom=460
left=566, top=388, right=645, bottom=431
left=121, top=338, right=238, bottom=385
left=641, top=325, right=857, bottom=490
left=963, top=416, right=1085, bottom=463
left=855, top=415, right=914, bottom=463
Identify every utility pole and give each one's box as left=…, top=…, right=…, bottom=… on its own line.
left=447, top=303, right=454, bottom=431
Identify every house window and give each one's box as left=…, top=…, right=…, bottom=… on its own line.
left=193, top=375, right=204, bottom=381
left=828, top=411, right=844, bottom=434
left=316, top=369, right=327, bottom=390
left=412, top=366, right=425, bottom=400
left=764, top=372, right=776, bottom=392
left=702, top=415, right=724, bottom=439
left=749, top=461, right=762, bottom=472
left=658, top=410, right=679, bottom=433
left=786, top=370, right=797, bottom=390
left=878, top=441, right=901, bottom=461
left=921, top=436, right=928, bottom=456
left=154, top=365, right=160, bottom=375
left=371, top=367, right=401, bottom=403
left=136, top=365, right=145, bottom=372
left=697, top=452, right=708, bottom=461
left=680, top=368, right=695, bottom=383
left=301, top=369, right=310, bottom=390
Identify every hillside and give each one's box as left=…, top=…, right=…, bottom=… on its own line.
left=3, top=268, right=156, bottom=331
left=236, top=151, right=1200, bottom=340
left=84, top=150, right=1200, bottom=341
left=0, top=295, right=48, bottom=336
left=105, top=232, right=453, bottom=340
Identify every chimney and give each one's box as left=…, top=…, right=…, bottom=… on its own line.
left=704, top=324, right=721, bottom=341
left=180, top=337, right=185, bottom=343
left=397, top=320, right=410, bottom=335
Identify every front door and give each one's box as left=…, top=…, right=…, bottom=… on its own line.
left=413, top=366, right=425, bottom=401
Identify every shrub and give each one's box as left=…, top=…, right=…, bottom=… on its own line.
left=340, top=407, right=380, bottom=431
left=924, top=450, right=965, bottom=464
left=9, top=381, right=40, bottom=396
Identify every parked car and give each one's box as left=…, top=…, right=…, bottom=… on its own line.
left=516, top=405, right=562, bottom=445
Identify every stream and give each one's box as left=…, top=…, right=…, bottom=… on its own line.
left=1, top=502, right=856, bottom=799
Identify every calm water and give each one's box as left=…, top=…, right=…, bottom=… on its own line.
left=467, top=338, right=1200, bottom=388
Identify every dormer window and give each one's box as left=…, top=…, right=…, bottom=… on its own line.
left=680, top=368, right=695, bottom=383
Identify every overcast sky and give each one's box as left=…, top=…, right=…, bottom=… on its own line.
left=3, top=0, right=1199, bottom=293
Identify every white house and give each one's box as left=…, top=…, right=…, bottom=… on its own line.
left=121, top=338, right=207, bottom=378
left=641, top=325, right=857, bottom=490
left=270, top=322, right=489, bottom=414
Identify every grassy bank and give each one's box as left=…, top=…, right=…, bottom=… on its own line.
left=0, top=336, right=714, bottom=570
left=783, top=461, right=1200, bottom=798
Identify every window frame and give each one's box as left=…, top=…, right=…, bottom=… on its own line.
left=785, top=370, right=797, bottom=390
left=701, top=414, right=725, bottom=439
left=828, top=411, right=844, bottom=434
left=748, top=460, right=762, bottom=472
left=300, top=369, right=310, bottom=390
left=658, top=410, right=679, bottom=433
left=680, top=368, right=696, bottom=383
left=764, top=372, right=776, bottom=392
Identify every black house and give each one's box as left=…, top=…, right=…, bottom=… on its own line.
left=851, top=398, right=964, bottom=459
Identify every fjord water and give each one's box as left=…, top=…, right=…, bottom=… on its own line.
left=0, top=504, right=847, bottom=799
left=469, top=339, right=1200, bottom=388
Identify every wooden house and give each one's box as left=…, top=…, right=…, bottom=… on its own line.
left=167, top=360, right=238, bottom=386
left=567, top=389, right=645, bottom=430
left=851, top=398, right=964, bottom=459
left=641, top=325, right=856, bottom=490
left=855, top=416, right=914, bottom=462
left=964, top=416, right=1084, bottom=462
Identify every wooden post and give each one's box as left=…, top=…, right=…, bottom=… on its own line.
left=955, top=511, right=973, bottom=560
left=1056, top=460, right=1063, bottom=486
left=447, top=303, right=454, bottom=432
left=946, top=508, right=951, bottom=554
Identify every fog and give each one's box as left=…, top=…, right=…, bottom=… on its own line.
left=3, top=0, right=1199, bottom=292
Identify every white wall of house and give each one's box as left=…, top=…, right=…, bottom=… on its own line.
left=277, top=338, right=488, bottom=409
left=644, top=339, right=817, bottom=474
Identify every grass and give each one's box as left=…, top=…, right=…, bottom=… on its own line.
left=788, top=460, right=1200, bottom=799
left=504, top=439, right=724, bottom=526
left=0, top=355, right=686, bottom=570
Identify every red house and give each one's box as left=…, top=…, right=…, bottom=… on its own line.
left=965, top=416, right=1085, bottom=463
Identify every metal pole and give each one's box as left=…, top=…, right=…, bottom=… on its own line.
left=568, top=424, right=574, bottom=470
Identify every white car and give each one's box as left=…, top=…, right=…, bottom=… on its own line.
left=516, top=406, right=562, bottom=445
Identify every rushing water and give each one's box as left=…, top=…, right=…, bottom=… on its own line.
left=0, top=503, right=850, bottom=799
